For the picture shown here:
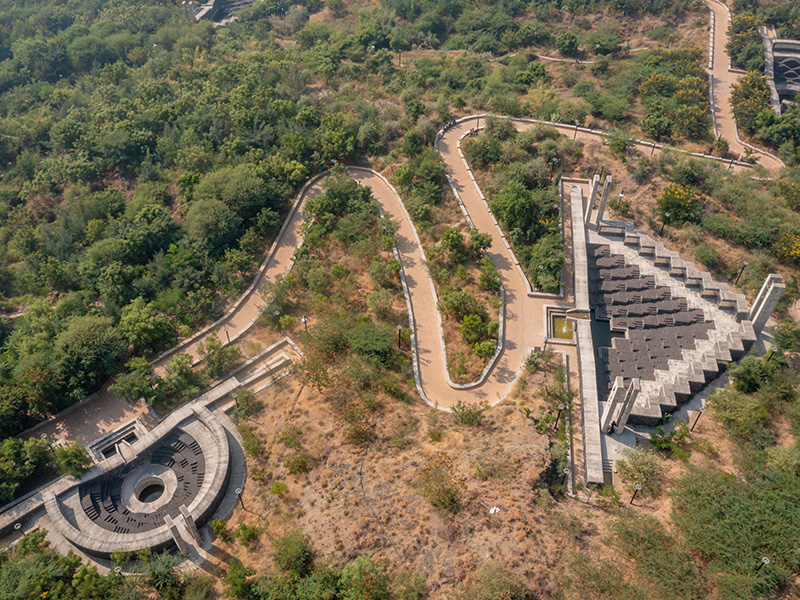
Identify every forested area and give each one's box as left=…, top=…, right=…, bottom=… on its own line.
left=0, top=0, right=713, bottom=451
left=463, top=117, right=576, bottom=293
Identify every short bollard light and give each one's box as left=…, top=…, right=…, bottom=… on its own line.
left=562, top=468, right=570, bottom=486
left=735, top=260, right=749, bottom=286
left=691, top=407, right=704, bottom=432
left=630, top=483, right=642, bottom=505
left=235, top=487, right=245, bottom=510
left=554, top=404, right=565, bottom=430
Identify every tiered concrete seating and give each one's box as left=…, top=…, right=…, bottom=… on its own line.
left=77, top=429, right=205, bottom=535
left=589, top=243, right=757, bottom=426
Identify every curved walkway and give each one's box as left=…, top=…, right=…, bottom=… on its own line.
left=707, top=0, right=785, bottom=171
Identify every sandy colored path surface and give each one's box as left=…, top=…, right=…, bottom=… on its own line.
left=707, top=0, right=784, bottom=172
left=352, top=170, right=572, bottom=409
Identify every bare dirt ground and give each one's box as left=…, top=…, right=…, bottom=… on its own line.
left=212, top=371, right=587, bottom=598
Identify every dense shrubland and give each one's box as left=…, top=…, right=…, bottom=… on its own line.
left=726, top=1, right=800, bottom=164
left=463, top=117, right=573, bottom=293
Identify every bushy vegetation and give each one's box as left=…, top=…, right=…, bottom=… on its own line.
left=727, top=12, right=765, bottom=72
left=417, top=451, right=465, bottom=513
left=0, top=530, right=213, bottom=600
left=464, top=120, right=571, bottom=293
left=586, top=348, right=800, bottom=600
left=0, top=436, right=51, bottom=503
left=637, top=47, right=710, bottom=140
left=731, top=71, right=771, bottom=135
left=460, top=562, right=530, bottom=600
left=226, top=539, right=393, bottom=600
left=672, top=467, right=800, bottom=599
left=708, top=353, right=798, bottom=450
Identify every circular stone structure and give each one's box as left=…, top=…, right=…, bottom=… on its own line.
left=44, top=406, right=232, bottom=558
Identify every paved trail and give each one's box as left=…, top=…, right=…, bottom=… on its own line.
left=706, top=0, right=784, bottom=171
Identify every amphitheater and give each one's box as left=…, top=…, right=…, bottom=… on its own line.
left=0, top=375, right=255, bottom=565
left=44, top=405, right=230, bottom=558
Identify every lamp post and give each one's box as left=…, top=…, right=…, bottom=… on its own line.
left=232, top=392, right=238, bottom=408
left=554, top=404, right=565, bottom=430
left=14, top=523, right=24, bottom=536
left=757, top=556, right=770, bottom=572
left=301, top=315, right=308, bottom=332
left=690, top=407, right=704, bottom=432
left=223, top=326, right=230, bottom=344
left=274, top=310, right=281, bottom=333
left=630, top=483, right=642, bottom=505
left=235, top=487, right=244, bottom=510
left=114, top=566, right=122, bottom=576
left=397, top=324, right=403, bottom=349
left=562, top=468, right=570, bottom=486
left=659, top=212, right=670, bottom=236
left=734, top=260, right=749, bottom=286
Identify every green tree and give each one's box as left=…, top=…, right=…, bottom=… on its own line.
left=731, top=71, right=770, bottom=134
left=459, top=314, right=487, bottom=345
left=225, top=559, right=255, bottom=599
left=119, top=297, right=175, bottom=354
left=184, top=198, right=242, bottom=255
left=55, top=315, right=126, bottom=399
left=54, top=442, right=92, bottom=478
left=657, top=183, right=702, bottom=224
left=340, top=556, right=388, bottom=600
left=556, top=32, right=579, bottom=57
left=163, top=353, right=205, bottom=400
left=0, top=437, right=51, bottom=503
left=198, top=335, right=242, bottom=379
left=109, top=357, right=161, bottom=405
left=195, top=164, right=284, bottom=221
left=143, top=551, right=184, bottom=598
left=15, top=368, right=64, bottom=418
left=440, top=227, right=466, bottom=261
left=617, top=446, right=666, bottom=498
left=469, top=230, right=492, bottom=258
left=272, top=530, right=314, bottom=577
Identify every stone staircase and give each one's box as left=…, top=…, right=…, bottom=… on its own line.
left=598, top=221, right=749, bottom=321
left=591, top=223, right=757, bottom=427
